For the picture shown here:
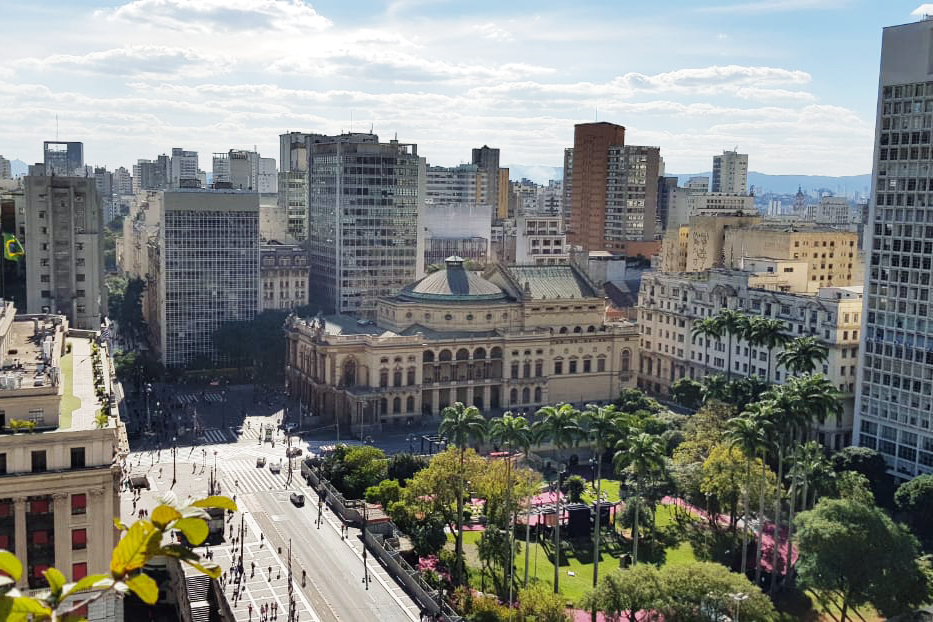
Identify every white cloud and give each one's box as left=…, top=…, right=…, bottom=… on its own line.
left=912, top=4, right=933, bottom=16
left=699, top=0, right=851, bottom=14
left=474, top=23, right=514, bottom=42
left=18, top=46, right=232, bottom=80
left=97, top=0, right=331, bottom=34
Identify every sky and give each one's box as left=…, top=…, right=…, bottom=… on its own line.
left=0, top=0, right=930, bottom=179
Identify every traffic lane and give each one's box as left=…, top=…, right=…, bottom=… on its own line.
left=247, top=490, right=414, bottom=622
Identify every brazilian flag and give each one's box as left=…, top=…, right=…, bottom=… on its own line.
left=3, top=234, right=24, bottom=261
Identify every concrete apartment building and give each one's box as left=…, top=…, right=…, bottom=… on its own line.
left=0, top=305, right=122, bottom=591
left=637, top=270, right=861, bottom=449
left=144, top=190, right=260, bottom=367
left=24, top=168, right=106, bottom=330
left=855, top=18, right=933, bottom=478
left=213, top=149, right=277, bottom=194
left=664, top=190, right=756, bottom=231
left=472, top=146, right=505, bottom=219
left=426, top=164, right=489, bottom=206
left=133, top=157, right=170, bottom=192
left=0, top=156, right=11, bottom=180
left=307, top=133, right=424, bottom=318
left=43, top=142, right=84, bottom=177
left=261, top=241, right=310, bottom=311
left=809, top=195, right=852, bottom=225
left=285, top=258, right=638, bottom=433
left=515, top=214, right=568, bottom=264
left=169, top=148, right=199, bottom=189
left=567, top=122, right=626, bottom=251
left=711, top=150, right=748, bottom=194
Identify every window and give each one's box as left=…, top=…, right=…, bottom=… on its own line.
left=76, top=274, right=85, bottom=282
left=70, top=447, right=85, bottom=469
left=72, top=529, right=87, bottom=551
left=511, top=363, right=519, bottom=379
left=597, top=358, right=606, bottom=372
left=0, top=453, right=5, bottom=475
left=31, top=450, right=47, bottom=473
left=569, top=359, right=578, bottom=374
left=554, top=360, right=563, bottom=375
left=583, top=359, right=592, bottom=373
left=71, top=494, right=87, bottom=515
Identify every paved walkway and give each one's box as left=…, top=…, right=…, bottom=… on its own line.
left=66, top=337, right=104, bottom=430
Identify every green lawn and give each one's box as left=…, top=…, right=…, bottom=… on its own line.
left=58, top=353, right=81, bottom=429
left=454, top=502, right=699, bottom=606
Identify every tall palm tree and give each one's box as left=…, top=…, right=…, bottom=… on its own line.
left=581, top=403, right=626, bottom=598
left=725, top=412, right=770, bottom=577
left=776, top=336, right=829, bottom=376
left=742, top=400, right=778, bottom=585
left=712, top=309, right=750, bottom=380
left=488, top=411, right=533, bottom=601
left=439, top=402, right=487, bottom=583
left=613, top=432, right=665, bottom=565
left=533, top=402, right=583, bottom=594
left=748, top=317, right=791, bottom=383
left=700, top=373, right=730, bottom=405
left=691, top=317, right=722, bottom=374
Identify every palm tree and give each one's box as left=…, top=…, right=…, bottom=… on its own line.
left=725, top=412, right=770, bottom=577
left=488, top=411, right=533, bottom=601
left=533, top=402, right=583, bottom=594
left=94, top=410, right=110, bottom=429
left=747, top=317, right=791, bottom=383
left=581, top=403, right=626, bottom=599
left=439, top=402, right=488, bottom=583
left=700, top=373, right=730, bottom=404
left=743, top=400, right=778, bottom=585
left=776, top=336, right=828, bottom=376
left=712, top=309, right=750, bottom=380
left=613, top=432, right=665, bottom=565
left=691, top=317, right=722, bottom=374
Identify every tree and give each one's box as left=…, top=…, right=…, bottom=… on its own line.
left=895, top=474, right=933, bottom=544
left=439, top=402, right=487, bottom=583
left=832, top=446, right=896, bottom=508
left=745, top=317, right=790, bottom=383
left=582, top=565, right=665, bottom=622
left=534, top=402, right=583, bottom=593
left=614, top=432, right=665, bottom=565
left=741, top=400, right=777, bottom=585
left=563, top=475, right=586, bottom=503
left=711, top=309, right=750, bottom=380
left=320, top=444, right=388, bottom=499
left=516, top=583, right=571, bottom=622
left=94, top=410, right=110, bottom=430
left=795, top=498, right=932, bottom=621
left=403, top=447, right=486, bottom=538
left=700, top=374, right=730, bottom=405
left=387, top=452, right=427, bottom=483
left=669, top=378, right=702, bottom=410
left=835, top=470, right=874, bottom=506
left=614, top=389, right=663, bottom=415
left=661, top=562, right=777, bottom=622
left=725, top=413, right=770, bottom=576
left=691, top=317, right=723, bottom=375
left=0, top=494, right=233, bottom=620
left=365, top=479, right=402, bottom=507
left=776, top=336, right=828, bottom=376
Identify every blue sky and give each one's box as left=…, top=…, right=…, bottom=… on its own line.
left=0, top=0, right=928, bottom=177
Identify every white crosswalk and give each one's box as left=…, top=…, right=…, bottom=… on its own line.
left=220, top=458, right=300, bottom=494
left=200, top=428, right=233, bottom=444
left=174, top=392, right=225, bottom=406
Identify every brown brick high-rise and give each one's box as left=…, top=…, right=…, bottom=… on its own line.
left=567, top=122, right=625, bottom=252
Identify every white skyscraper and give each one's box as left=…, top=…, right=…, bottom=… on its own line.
left=855, top=17, right=933, bottom=478
left=711, top=150, right=748, bottom=194
left=170, top=147, right=199, bottom=188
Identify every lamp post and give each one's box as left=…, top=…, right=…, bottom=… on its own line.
left=171, top=436, right=177, bottom=488
left=729, top=592, right=749, bottom=622
left=362, top=502, right=370, bottom=590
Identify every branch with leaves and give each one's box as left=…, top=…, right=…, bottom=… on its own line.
left=0, top=493, right=236, bottom=621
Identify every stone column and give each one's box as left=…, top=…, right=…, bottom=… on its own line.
left=430, top=390, right=438, bottom=415
left=89, top=486, right=110, bottom=575
left=12, top=497, right=26, bottom=588
left=482, top=386, right=490, bottom=413
left=53, top=493, right=70, bottom=576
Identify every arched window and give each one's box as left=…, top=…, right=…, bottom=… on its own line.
left=621, top=349, right=631, bottom=372
left=573, top=326, right=582, bottom=334
left=393, top=397, right=401, bottom=413
left=439, top=349, right=452, bottom=362
left=521, top=387, right=530, bottom=403
left=407, top=367, right=416, bottom=385
left=491, top=347, right=502, bottom=359
left=587, top=326, right=596, bottom=333
left=393, top=369, right=403, bottom=387
left=510, top=388, right=518, bottom=404
left=535, top=360, right=543, bottom=377
left=342, top=359, right=356, bottom=386
left=511, top=363, right=519, bottom=379
left=456, top=348, right=470, bottom=361
left=423, top=351, right=435, bottom=363
left=406, top=396, right=415, bottom=413
left=380, top=398, right=388, bottom=415
left=473, top=347, right=486, bottom=360
left=597, top=357, right=606, bottom=372
left=534, top=387, right=542, bottom=402
left=523, top=362, right=531, bottom=378
left=379, top=369, right=388, bottom=388
left=559, top=327, right=568, bottom=334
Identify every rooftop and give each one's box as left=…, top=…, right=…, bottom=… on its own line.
left=399, top=257, right=508, bottom=302
left=505, top=264, right=598, bottom=299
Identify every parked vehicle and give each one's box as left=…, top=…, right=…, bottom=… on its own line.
left=256, top=457, right=266, bottom=468
left=290, top=493, right=305, bottom=507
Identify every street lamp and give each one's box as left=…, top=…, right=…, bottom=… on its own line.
left=729, top=592, right=749, bottom=622
left=171, top=436, right=177, bottom=488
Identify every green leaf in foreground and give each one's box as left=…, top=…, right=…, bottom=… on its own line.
left=0, top=552, right=22, bottom=581
left=110, top=521, right=160, bottom=578
left=191, top=496, right=237, bottom=512
left=126, top=574, right=159, bottom=604
left=174, top=517, right=209, bottom=546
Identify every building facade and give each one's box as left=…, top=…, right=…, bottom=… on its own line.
left=148, top=190, right=260, bottom=367
left=855, top=18, right=933, bottom=478
left=169, top=148, right=199, bottom=189
left=0, top=156, right=11, bottom=180
left=0, top=308, right=122, bottom=589
left=472, top=146, right=500, bottom=219
left=261, top=242, right=310, bottom=311
left=567, top=122, right=626, bottom=252
left=637, top=270, right=861, bottom=449
left=43, top=142, right=84, bottom=177
left=515, top=215, right=568, bottom=264
left=24, top=169, right=106, bottom=330
left=307, top=134, right=424, bottom=317
left=711, top=150, right=748, bottom=194
left=285, top=259, right=638, bottom=433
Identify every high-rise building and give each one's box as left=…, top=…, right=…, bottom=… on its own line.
left=0, top=155, right=11, bottom=179
left=24, top=166, right=106, bottom=329
left=113, top=166, right=133, bottom=196
left=213, top=149, right=277, bottom=193
left=472, top=145, right=500, bottom=218
left=147, top=190, right=260, bottom=367
left=686, top=176, right=710, bottom=192
left=308, top=133, right=424, bottom=317
left=426, top=164, right=488, bottom=206
left=277, top=132, right=325, bottom=243
left=567, top=122, right=626, bottom=251
left=93, top=166, right=117, bottom=224
left=562, top=148, right=574, bottom=228
left=169, top=147, right=199, bottom=188
left=855, top=18, right=933, bottom=478
left=711, top=150, right=748, bottom=194
left=43, top=141, right=84, bottom=177
left=133, top=157, right=169, bottom=191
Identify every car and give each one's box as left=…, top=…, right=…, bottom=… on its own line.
left=234, top=425, right=243, bottom=434
left=290, top=493, right=305, bottom=507
left=256, top=457, right=266, bottom=468
left=286, top=447, right=302, bottom=458
left=269, top=462, right=281, bottom=474
left=284, top=422, right=298, bottom=433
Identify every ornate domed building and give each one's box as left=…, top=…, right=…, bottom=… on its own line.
left=285, top=257, right=638, bottom=435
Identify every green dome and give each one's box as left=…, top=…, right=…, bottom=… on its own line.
left=399, top=257, right=507, bottom=302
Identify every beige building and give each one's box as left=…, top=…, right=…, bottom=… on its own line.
left=0, top=305, right=122, bottom=589
left=636, top=269, right=862, bottom=449
left=515, top=215, right=568, bottom=265
left=658, top=214, right=763, bottom=273
left=261, top=241, right=310, bottom=311
left=285, top=258, right=638, bottom=434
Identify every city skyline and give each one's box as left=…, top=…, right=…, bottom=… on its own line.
left=1, top=0, right=929, bottom=176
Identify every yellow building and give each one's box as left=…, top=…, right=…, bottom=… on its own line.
left=285, top=258, right=638, bottom=434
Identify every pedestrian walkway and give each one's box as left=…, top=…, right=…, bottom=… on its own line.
left=222, top=459, right=299, bottom=494
left=202, top=428, right=234, bottom=444
left=176, top=392, right=225, bottom=406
